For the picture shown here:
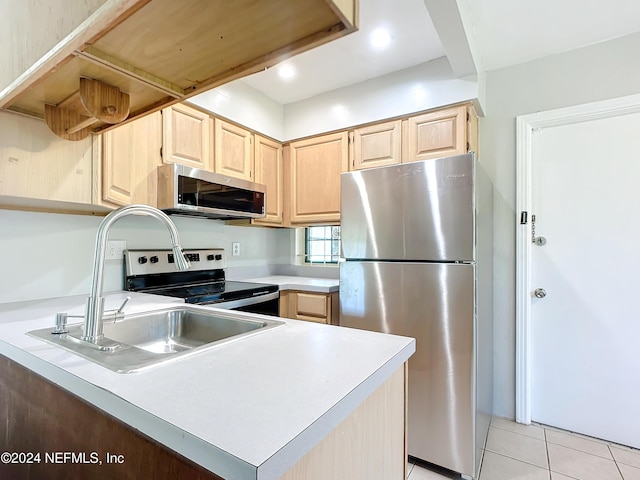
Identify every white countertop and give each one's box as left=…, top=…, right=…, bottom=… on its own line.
left=244, top=275, right=339, bottom=293
left=0, top=291, right=414, bottom=480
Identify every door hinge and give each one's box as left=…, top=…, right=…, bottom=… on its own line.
left=159, top=146, right=163, bottom=159
left=520, top=211, right=528, bottom=225
left=467, top=111, right=470, bottom=122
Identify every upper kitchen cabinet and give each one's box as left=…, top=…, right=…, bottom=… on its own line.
left=0, top=110, right=95, bottom=211
left=0, top=0, right=358, bottom=140
left=403, top=105, right=477, bottom=162
left=214, top=119, right=253, bottom=181
left=161, top=103, right=212, bottom=170
left=349, top=120, right=402, bottom=170
left=101, top=111, right=162, bottom=207
left=285, top=131, right=348, bottom=226
left=253, top=135, right=284, bottom=226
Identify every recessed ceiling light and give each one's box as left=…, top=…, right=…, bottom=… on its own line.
left=370, top=28, right=392, bottom=50
left=278, top=64, right=296, bottom=79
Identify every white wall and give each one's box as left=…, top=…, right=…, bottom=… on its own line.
left=190, top=57, right=480, bottom=142
left=0, top=209, right=290, bottom=304
left=480, top=31, right=640, bottom=418
left=189, top=81, right=284, bottom=141
left=283, top=57, right=478, bottom=140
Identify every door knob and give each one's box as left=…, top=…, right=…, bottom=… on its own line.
left=534, top=288, right=547, bottom=298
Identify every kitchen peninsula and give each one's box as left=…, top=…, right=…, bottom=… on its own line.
left=0, top=292, right=414, bottom=480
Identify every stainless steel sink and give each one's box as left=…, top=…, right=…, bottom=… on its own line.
left=28, top=306, right=284, bottom=373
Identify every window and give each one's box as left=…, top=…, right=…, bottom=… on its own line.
left=303, top=226, right=341, bottom=264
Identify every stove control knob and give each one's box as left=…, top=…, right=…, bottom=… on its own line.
left=207, top=254, right=215, bottom=261
left=138, top=256, right=148, bottom=264
left=215, top=254, right=223, bottom=261
left=150, top=256, right=159, bottom=264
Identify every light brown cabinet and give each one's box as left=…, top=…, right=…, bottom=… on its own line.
left=349, top=120, right=402, bottom=170
left=253, top=135, right=284, bottom=226
left=285, top=131, right=348, bottom=226
left=161, top=103, right=212, bottom=170
left=280, top=291, right=339, bottom=325
left=403, top=105, right=476, bottom=162
left=0, top=0, right=357, bottom=140
left=101, top=111, right=162, bottom=207
left=214, top=118, right=254, bottom=181
left=0, top=110, right=97, bottom=212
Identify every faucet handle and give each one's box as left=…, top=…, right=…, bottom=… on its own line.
left=103, top=295, right=132, bottom=322
left=116, top=296, right=132, bottom=314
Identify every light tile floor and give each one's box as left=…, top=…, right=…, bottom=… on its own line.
left=407, top=417, right=640, bottom=480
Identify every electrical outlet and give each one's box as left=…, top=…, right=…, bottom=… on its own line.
left=232, top=242, right=240, bottom=256
left=106, top=240, right=127, bottom=260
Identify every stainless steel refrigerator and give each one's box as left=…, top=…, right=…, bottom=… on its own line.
left=339, top=153, right=493, bottom=479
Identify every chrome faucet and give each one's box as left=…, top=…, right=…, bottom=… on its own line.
left=81, top=204, right=190, bottom=345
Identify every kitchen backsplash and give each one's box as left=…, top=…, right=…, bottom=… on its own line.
left=0, top=209, right=291, bottom=304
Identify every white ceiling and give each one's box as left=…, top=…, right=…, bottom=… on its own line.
left=462, top=0, right=640, bottom=71
left=239, top=0, right=640, bottom=105
left=241, top=0, right=444, bottom=104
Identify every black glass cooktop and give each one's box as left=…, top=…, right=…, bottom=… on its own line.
left=131, top=279, right=278, bottom=305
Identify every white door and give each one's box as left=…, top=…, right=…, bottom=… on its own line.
left=529, top=111, right=640, bottom=448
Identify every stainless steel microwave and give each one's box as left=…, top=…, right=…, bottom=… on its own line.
left=157, top=164, right=266, bottom=220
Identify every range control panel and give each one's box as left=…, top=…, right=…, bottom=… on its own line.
left=124, top=248, right=226, bottom=276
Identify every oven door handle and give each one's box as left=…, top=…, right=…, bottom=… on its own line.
left=212, top=291, right=280, bottom=310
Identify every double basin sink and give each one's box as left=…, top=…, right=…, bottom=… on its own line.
left=29, top=305, right=284, bottom=373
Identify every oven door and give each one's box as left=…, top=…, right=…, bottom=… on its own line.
left=209, top=291, right=280, bottom=316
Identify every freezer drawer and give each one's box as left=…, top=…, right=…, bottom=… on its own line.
left=340, top=261, right=476, bottom=476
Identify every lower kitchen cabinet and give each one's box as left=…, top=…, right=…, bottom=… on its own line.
left=101, top=111, right=162, bottom=208
left=280, top=291, right=339, bottom=325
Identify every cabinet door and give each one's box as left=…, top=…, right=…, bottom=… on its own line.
left=102, top=112, right=162, bottom=207
left=280, top=291, right=330, bottom=324
left=403, top=105, right=467, bottom=162
left=286, top=131, right=348, bottom=225
left=214, top=118, right=253, bottom=180
left=162, top=103, right=211, bottom=170
left=350, top=120, right=401, bottom=170
left=253, top=135, right=283, bottom=225
left=0, top=111, right=92, bottom=205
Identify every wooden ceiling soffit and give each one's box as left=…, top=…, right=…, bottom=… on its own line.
left=78, top=46, right=186, bottom=99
